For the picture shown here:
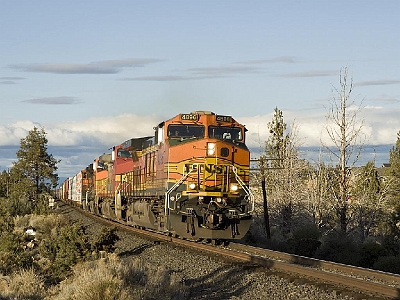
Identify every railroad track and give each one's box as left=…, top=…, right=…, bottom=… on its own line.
left=227, top=243, right=400, bottom=299
left=67, top=203, right=400, bottom=299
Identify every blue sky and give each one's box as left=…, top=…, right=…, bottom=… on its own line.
left=1, top=1, right=399, bottom=177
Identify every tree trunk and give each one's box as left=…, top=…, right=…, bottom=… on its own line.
left=262, top=178, right=271, bottom=239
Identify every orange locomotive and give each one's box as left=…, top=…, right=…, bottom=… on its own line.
left=69, top=111, right=254, bottom=241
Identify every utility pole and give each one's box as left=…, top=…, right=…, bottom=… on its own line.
left=253, top=156, right=283, bottom=240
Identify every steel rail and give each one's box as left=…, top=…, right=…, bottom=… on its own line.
left=229, top=243, right=400, bottom=286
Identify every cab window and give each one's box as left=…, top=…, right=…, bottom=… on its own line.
left=117, top=149, right=131, bottom=158
left=208, top=126, right=243, bottom=141
left=168, top=124, right=205, bottom=139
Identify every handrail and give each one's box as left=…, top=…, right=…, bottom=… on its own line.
left=232, top=166, right=255, bottom=213
left=164, top=167, right=196, bottom=217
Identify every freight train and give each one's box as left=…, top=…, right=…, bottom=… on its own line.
left=58, top=111, right=254, bottom=241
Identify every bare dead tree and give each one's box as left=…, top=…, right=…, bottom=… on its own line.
left=324, top=67, right=366, bottom=233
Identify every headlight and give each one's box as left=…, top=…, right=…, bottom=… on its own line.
left=207, top=143, right=216, bottom=156
left=189, top=183, right=197, bottom=190
left=230, top=183, right=239, bottom=192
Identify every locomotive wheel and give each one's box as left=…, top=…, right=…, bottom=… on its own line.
left=211, top=239, right=221, bottom=246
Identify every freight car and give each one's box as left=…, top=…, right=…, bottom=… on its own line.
left=60, top=111, right=254, bottom=241
left=58, top=168, right=93, bottom=207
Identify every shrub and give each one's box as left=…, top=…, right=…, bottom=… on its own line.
left=0, top=232, right=33, bottom=275
left=381, top=235, right=400, bottom=257
left=39, top=223, right=91, bottom=282
left=290, top=224, right=322, bottom=257
left=91, top=227, right=120, bottom=253
left=52, top=255, right=188, bottom=300
left=1, top=268, right=45, bottom=300
left=32, top=193, right=53, bottom=215
left=245, top=216, right=268, bottom=246
left=373, top=256, right=400, bottom=274
left=0, top=215, right=14, bottom=236
left=6, top=196, right=32, bottom=218
left=315, top=231, right=361, bottom=265
left=359, top=241, right=386, bottom=268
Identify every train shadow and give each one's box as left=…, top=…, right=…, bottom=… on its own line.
left=184, top=264, right=259, bottom=299
left=118, top=243, right=155, bottom=258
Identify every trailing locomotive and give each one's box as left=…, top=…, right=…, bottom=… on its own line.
left=59, top=111, right=254, bottom=241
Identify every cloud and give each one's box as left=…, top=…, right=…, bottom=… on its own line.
left=10, top=58, right=164, bottom=74
left=120, top=64, right=263, bottom=81
left=235, top=56, right=301, bottom=64
left=0, top=77, right=25, bottom=84
left=237, top=106, right=400, bottom=149
left=21, top=96, right=81, bottom=105
left=188, top=65, right=263, bottom=76
left=0, top=114, right=161, bottom=148
left=0, top=77, right=25, bottom=80
left=46, top=114, right=162, bottom=147
left=355, top=79, right=400, bottom=86
left=280, top=70, right=337, bottom=78
left=120, top=75, right=189, bottom=81
left=0, top=121, right=41, bottom=146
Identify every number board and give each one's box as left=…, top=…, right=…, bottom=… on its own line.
left=180, top=114, right=199, bottom=121
left=216, top=115, right=232, bottom=122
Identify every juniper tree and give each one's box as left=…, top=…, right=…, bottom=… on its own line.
left=263, top=107, right=308, bottom=235
left=11, top=127, right=59, bottom=203
left=387, top=131, right=400, bottom=202
left=351, top=161, right=391, bottom=241
left=384, top=131, right=400, bottom=244
left=0, top=170, right=10, bottom=197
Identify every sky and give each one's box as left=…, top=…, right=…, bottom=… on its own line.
left=1, top=1, right=399, bottom=179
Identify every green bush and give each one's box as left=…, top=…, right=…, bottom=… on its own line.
left=381, top=235, right=400, bottom=257
left=39, top=222, right=91, bottom=282
left=290, top=224, right=322, bottom=257
left=359, top=241, right=386, bottom=268
left=315, top=231, right=361, bottom=265
left=0, top=232, right=33, bottom=275
left=5, top=196, right=32, bottom=217
left=91, top=227, right=120, bottom=253
left=373, top=256, right=400, bottom=274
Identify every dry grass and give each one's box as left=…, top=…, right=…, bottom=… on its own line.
left=1, top=268, right=45, bottom=300
left=50, top=254, right=188, bottom=300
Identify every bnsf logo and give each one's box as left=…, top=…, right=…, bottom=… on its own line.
left=184, top=163, right=245, bottom=175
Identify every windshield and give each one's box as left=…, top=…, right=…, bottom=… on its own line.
left=168, top=124, right=205, bottom=139
left=208, top=126, right=243, bottom=141
left=117, top=148, right=131, bottom=158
